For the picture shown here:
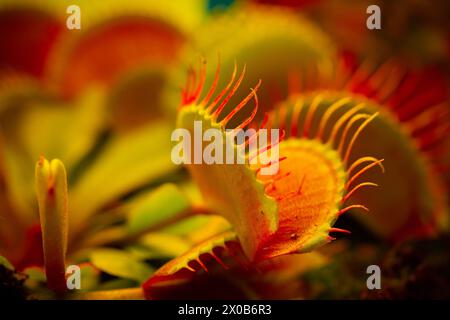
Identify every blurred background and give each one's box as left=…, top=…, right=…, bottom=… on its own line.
left=0, top=0, right=449, bottom=299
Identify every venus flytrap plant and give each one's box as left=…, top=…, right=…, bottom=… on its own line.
left=176, top=61, right=278, bottom=260
left=287, top=57, right=450, bottom=241
left=27, top=157, right=217, bottom=299
left=275, top=91, right=448, bottom=241
left=254, top=111, right=382, bottom=260
left=142, top=62, right=384, bottom=298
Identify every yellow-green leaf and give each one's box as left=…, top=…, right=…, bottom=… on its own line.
left=90, top=248, right=153, bottom=283
left=137, top=233, right=192, bottom=259
left=126, top=183, right=190, bottom=235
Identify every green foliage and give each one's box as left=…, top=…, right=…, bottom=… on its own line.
left=126, top=183, right=190, bottom=235
left=90, top=248, right=154, bottom=283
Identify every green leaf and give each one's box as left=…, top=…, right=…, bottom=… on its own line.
left=276, top=92, right=447, bottom=240
left=126, top=183, right=190, bottom=235
left=70, top=122, right=177, bottom=235
left=177, top=103, right=278, bottom=261
left=23, top=267, right=47, bottom=291
left=90, top=248, right=154, bottom=283
left=81, top=226, right=127, bottom=248
left=162, top=215, right=215, bottom=235
left=79, top=263, right=100, bottom=292
left=18, top=89, right=106, bottom=169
